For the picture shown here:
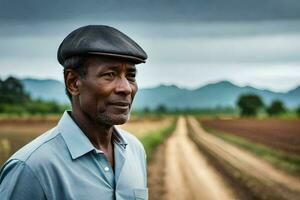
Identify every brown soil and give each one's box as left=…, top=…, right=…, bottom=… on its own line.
left=148, top=117, right=238, bottom=200
left=0, top=117, right=59, bottom=125
left=118, top=117, right=172, bottom=138
left=200, top=118, right=300, bottom=154
left=188, top=117, right=300, bottom=200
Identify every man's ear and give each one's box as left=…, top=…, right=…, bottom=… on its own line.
left=64, top=70, right=81, bottom=96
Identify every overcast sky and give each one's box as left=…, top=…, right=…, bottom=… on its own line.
left=0, top=0, right=299, bottom=92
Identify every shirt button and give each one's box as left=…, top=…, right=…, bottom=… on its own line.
left=104, top=167, right=109, bottom=172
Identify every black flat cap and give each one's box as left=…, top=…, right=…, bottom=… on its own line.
left=57, top=25, right=147, bottom=66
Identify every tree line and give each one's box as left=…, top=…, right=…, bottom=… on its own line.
left=1, top=76, right=299, bottom=117
left=237, top=93, right=300, bottom=117
left=0, top=77, right=68, bottom=115
left=136, top=94, right=300, bottom=117
left=134, top=105, right=238, bottom=116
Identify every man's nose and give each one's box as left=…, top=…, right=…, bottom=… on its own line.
left=115, top=76, right=132, bottom=95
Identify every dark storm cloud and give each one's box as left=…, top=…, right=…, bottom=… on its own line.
left=1, top=0, right=300, bottom=23
left=0, top=0, right=299, bottom=91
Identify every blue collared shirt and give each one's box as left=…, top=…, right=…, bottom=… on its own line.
left=0, top=111, right=148, bottom=200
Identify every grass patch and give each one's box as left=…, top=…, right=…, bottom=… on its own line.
left=201, top=123, right=300, bottom=176
left=140, top=117, right=177, bottom=161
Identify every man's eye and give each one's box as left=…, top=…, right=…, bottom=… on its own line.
left=102, top=72, right=115, bottom=77
left=127, top=73, right=136, bottom=80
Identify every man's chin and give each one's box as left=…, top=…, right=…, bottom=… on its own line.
left=97, top=113, right=130, bottom=126
left=111, top=114, right=130, bottom=125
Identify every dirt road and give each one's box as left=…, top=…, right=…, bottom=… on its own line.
left=162, top=117, right=238, bottom=200
left=148, top=116, right=300, bottom=200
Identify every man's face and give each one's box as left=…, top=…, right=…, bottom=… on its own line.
left=77, top=57, right=138, bottom=126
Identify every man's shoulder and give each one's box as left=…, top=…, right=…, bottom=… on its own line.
left=7, top=126, right=65, bottom=167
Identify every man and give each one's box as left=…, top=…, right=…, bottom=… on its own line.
left=0, top=25, right=148, bottom=200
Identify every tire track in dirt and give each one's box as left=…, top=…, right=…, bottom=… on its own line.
left=187, top=116, right=300, bottom=200
left=163, top=117, right=237, bottom=200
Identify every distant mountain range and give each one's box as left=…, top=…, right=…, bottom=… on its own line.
left=21, top=79, right=300, bottom=110
left=22, top=79, right=68, bottom=104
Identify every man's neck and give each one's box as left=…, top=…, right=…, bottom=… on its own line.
left=69, top=110, right=115, bottom=169
left=69, top=110, right=113, bottom=152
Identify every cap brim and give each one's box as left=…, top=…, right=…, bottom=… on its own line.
left=87, top=52, right=146, bottom=64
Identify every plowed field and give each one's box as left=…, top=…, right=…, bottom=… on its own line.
left=200, top=118, right=300, bottom=154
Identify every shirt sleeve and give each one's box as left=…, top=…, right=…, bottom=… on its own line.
left=0, top=159, right=46, bottom=200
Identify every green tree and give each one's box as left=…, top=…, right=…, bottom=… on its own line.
left=297, top=105, right=300, bottom=117
left=143, top=107, right=151, bottom=114
left=0, top=76, right=30, bottom=105
left=237, top=94, right=264, bottom=117
left=156, top=104, right=168, bottom=114
left=266, top=100, right=286, bottom=116
left=0, top=76, right=66, bottom=115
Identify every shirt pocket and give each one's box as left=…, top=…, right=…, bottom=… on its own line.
left=134, top=188, right=148, bottom=200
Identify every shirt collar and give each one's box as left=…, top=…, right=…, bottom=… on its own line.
left=112, top=126, right=128, bottom=150
left=57, top=111, right=128, bottom=160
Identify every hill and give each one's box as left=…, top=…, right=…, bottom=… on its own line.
left=22, top=78, right=68, bottom=104
left=21, top=79, right=300, bottom=109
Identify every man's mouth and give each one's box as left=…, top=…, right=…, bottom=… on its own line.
left=108, top=101, right=131, bottom=109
